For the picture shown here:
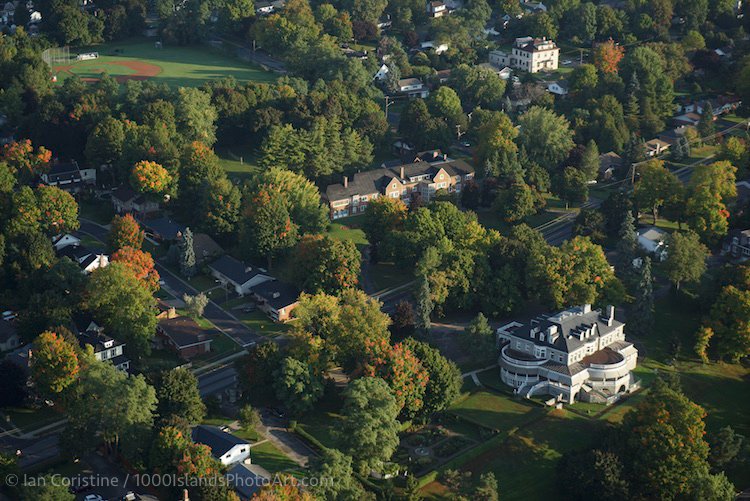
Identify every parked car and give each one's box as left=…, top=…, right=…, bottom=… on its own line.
left=269, top=407, right=286, bottom=418
left=84, top=495, right=104, bottom=501
left=562, top=60, right=572, bottom=65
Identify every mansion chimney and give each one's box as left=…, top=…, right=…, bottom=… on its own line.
left=604, top=305, right=615, bottom=326
left=400, top=166, right=405, bottom=179
left=343, top=176, right=348, bottom=188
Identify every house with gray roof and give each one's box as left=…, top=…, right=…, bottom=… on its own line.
left=496, top=304, right=638, bottom=404
left=192, top=425, right=251, bottom=466
left=323, top=158, right=474, bottom=219
left=250, top=280, right=300, bottom=322
left=0, top=320, right=20, bottom=352
left=208, top=255, right=273, bottom=296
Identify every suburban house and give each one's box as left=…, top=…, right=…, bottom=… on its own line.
left=208, top=255, right=274, bottom=296
left=40, top=160, right=96, bottom=193
left=227, top=463, right=269, bottom=500
left=420, top=40, right=449, bottom=54
left=397, top=78, right=430, bottom=98
left=723, top=229, right=750, bottom=260
left=0, top=320, right=20, bottom=352
left=496, top=304, right=639, bottom=404
left=141, top=216, right=185, bottom=242
left=249, top=280, right=301, bottom=322
left=80, top=330, right=130, bottom=371
left=324, top=158, right=474, bottom=219
left=638, top=226, right=669, bottom=261
left=426, top=0, right=447, bottom=17
left=58, top=245, right=109, bottom=273
left=111, top=185, right=160, bottom=218
left=373, top=64, right=390, bottom=81
left=192, top=233, right=224, bottom=264
left=598, top=152, right=623, bottom=181
left=678, top=96, right=741, bottom=117
left=51, top=233, right=80, bottom=251
left=192, top=425, right=251, bottom=466
left=547, top=81, right=569, bottom=96
left=477, top=62, right=512, bottom=80
left=489, top=36, right=559, bottom=74
left=255, top=0, right=284, bottom=14
left=521, top=0, right=547, bottom=12
left=644, top=138, right=671, bottom=157
left=156, top=307, right=215, bottom=359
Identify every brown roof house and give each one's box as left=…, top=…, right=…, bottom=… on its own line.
left=323, top=158, right=474, bottom=219
left=111, top=185, right=160, bottom=218
left=157, top=307, right=215, bottom=360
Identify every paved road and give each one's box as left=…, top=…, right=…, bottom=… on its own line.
left=77, top=220, right=266, bottom=349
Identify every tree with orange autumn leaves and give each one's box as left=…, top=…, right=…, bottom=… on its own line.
left=1, top=140, right=51, bottom=181
left=108, top=213, right=145, bottom=251
left=30, top=331, right=80, bottom=396
left=130, top=160, right=172, bottom=197
left=240, top=188, right=298, bottom=269
left=252, top=475, right=314, bottom=501
left=363, top=338, right=429, bottom=419
left=593, top=39, right=625, bottom=75
left=111, top=246, right=160, bottom=293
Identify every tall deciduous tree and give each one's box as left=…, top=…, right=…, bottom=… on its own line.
left=664, top=231, right=708, bottom=290
left=130, top=160, right=172, bottom=197
left=156, top=367, right=206, bottom=425
left=707, top=285, right=750, bottom=362
left=273, top=357, right=325, bottom=415
left=338, top=377, right=400, bottom=473
left=30, top=331, right=80, bottom=397
left=634, top=160, right=683, bottom=224
left=35, top=185, right=79, bottom=235
left=108, top=214, right=144, bottom=251
left=240, top=188, right=299, bottom=269
left=85, top=263, right=158, bottom=356
left=402, top=338, right=462, bottom=420
left=292, top=235, right=360, bottom=294
left=593, top=38, right=625, bottom=74
left=517, top=106, right=574, bottom=169
left=111, top=246, right=160, bottom=293
left=308, top=449, right=366, bottom=500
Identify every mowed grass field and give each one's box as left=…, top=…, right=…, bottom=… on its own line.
left=54, top=39, right=276, bottom=87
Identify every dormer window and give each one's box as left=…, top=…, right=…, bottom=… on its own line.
left=103, top=340, right=114, bottom=348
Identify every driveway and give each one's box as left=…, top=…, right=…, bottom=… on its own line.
left=77, top=219, right=266, bottom=349
left=258, top=410, right=318, bottom=468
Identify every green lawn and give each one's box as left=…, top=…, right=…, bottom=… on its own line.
left=237, top=310, right=293, bottom=337
left=78, top=198, right=114, bottom=225
left=449, top=391, right=539, bottom=431
left=2, top=405, right=61, bottom=431
left=216, top=146, right=262, bottom=181
left=369, top=262, right=414, bottom=292
left=251, top=440, right=300, bottom=473
left=326, top=222, right=369, bottom=248
left=55, top=38, right=276, bottom=87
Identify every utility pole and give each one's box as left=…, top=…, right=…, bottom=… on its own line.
left=384, top=95, right=393, bottom=121
left=579, top=48, right=584, bottom=65
left=456, top=124, right=465, bottom=141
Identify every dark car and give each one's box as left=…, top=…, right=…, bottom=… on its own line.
left=269, top=407, right=286, bottom=418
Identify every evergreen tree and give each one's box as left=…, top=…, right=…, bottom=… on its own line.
left=697, top=103, right=716, bottom=145
left=416, top=275, right=433, bottom=332
left=179, top=227, right=196, bottom=278
left=628, top=257, right=654, bottom=337
left=616, top=211, right=637, bottom=275
left=580, top=140, right=600, bottom=181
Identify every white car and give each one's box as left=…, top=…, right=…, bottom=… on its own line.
left=562, top=60, right=572, bottom=65
left=84, top=494, right=104, bottom=501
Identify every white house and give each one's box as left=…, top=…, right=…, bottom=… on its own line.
left=420, top=40, right=449, bottom=54
left=192, top=425, right=251, bottom=466
left=427, top=0, right=447, bottom=17
left=58, top=245, right=109, bottom=274
left=52, top=233, right=81, bottom=251
left=496, top=304, right=639, bottom=404
left=397, top=78, right=429, bottom=98
left=638, top=226, right=669, bottom=261
left=373, top=64, right=390, bottom=81
left=547, top=81, right=569, bottom=96
left=208, top=255, right=273, bottom=296
left=489, top=36, right=559, bottom=73
left=40, top=160, right=96, bottom=193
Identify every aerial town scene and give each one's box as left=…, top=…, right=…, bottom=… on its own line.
left=0, top=0, right=748, bottom=499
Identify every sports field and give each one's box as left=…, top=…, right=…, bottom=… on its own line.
left=53, top=39, right=276, bottom=87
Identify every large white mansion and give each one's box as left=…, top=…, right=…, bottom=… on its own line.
left=496, top=305, right=638, bottom=404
